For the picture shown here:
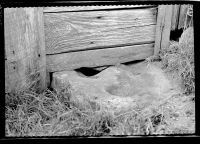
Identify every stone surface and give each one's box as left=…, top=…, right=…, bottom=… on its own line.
left=52, top=63, right=173, bottom=113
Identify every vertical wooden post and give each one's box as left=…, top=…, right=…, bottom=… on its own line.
left=154, top=5, right=173, bottom=55
left=171, top=5, right=181, bottom=31
left=178, top=5, right=188, bottom=29
left=4, top=7, right=46, bottom=93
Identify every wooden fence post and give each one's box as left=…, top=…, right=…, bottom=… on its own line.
left=154, top=5, right=173, bottom=55
left=178, top=5, right=188, bottom=30
left=171, top=5, right=181, bottom=31
left=5, top=7, right=46, bottom=93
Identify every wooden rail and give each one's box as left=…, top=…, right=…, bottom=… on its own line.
left=46, top=43, right=154, bottom=72
left=43, top=5, right=156, bottom=13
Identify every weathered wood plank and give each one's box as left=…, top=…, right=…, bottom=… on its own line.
left=178, top=5, right=188, bottom=29
left=171, top=5, right=180, bottom=31
left=46, top=43, right=154, bottom=72
left=4, top=8, right=46, bottom=93
left=43, top=5, right=156, bottom=13
left=5, top=60, right=10, bottom=93
left=44, top=8, right=157, bottom=54
left=161, top=5, right=173, bottom=50
left=154, top=5, right=173, bottom=55
left=154, top=5, right=165, bottom=55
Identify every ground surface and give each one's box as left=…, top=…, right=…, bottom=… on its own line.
left=52, top=60, right=195, bottom=135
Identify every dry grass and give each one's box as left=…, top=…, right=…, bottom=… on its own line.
left=160, top=27, right=194, bottom=95
left=5, top=83, right=195, bottom=136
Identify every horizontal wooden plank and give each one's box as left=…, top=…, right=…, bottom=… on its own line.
left=44, top=8, right=157, bottom=54
left=43, top=5, right=156, bottom=13
left=46, top=43, right=154, bottom=72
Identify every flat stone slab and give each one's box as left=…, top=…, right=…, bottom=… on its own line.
left=52, top=63, right=174, bottom=114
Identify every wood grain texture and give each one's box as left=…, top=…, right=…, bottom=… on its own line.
left=44, top=8, right=157, bottom=54
left=161, top=5, right=173, bottom=50
left=46, top=43, right=154, bottom=72
left=171, top=5, right=180, bottom=31
left=5, top=60, right=10, bottom=93
left=178, top=5, right=188, bottom=29
left=4, top=8, right=46, bottom=93
left=154, top=5, right=173, bottom=55
left=43, top=5, right=156, bottom=13
left=154, top=5, right=164, bottom=55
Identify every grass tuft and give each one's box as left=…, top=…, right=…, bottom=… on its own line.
left=160, top=27, right=194, bottom=95
left=5, top=85, right=195, bottom=136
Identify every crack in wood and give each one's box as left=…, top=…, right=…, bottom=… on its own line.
left=46, top=41, right=155, bottom=55
left=44, top=5, right=158, bottom=13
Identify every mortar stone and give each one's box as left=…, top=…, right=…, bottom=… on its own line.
left=52, top=64, right=173, bottom=113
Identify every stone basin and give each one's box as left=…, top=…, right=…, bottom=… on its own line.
left=52, top=63, right=173, bottom=114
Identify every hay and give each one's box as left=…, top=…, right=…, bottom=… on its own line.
left=5, top=84, right=195, bottom=136
left=160, top=27, right=194, bottom=95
